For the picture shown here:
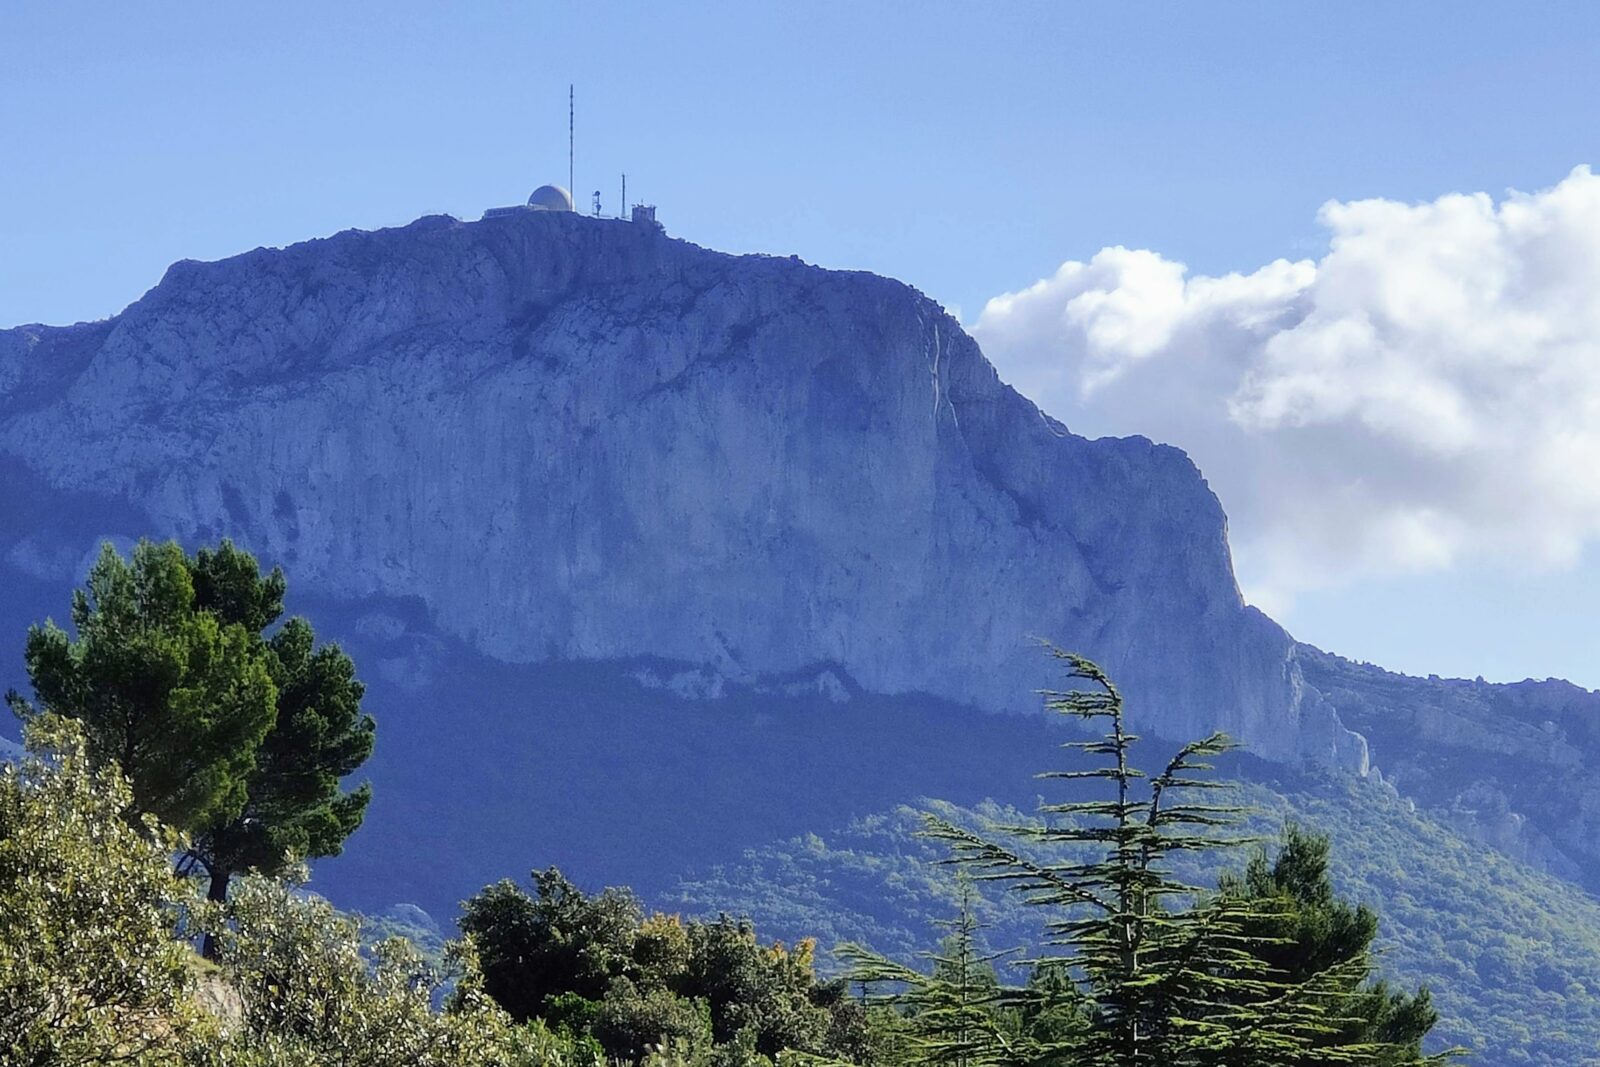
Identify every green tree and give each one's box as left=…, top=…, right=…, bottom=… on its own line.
left=1218, top=825, right=1438, bottom=1066
left=634, top=913, right=694, bottom=993
left=7, top=541, right=277, bottom=835
left=9, top=539, right=376, bottom=919
left=846, top=650, right=1458, bottom=1067
left=681, top=917, right=854, bottom=1060
left=841, top=878, right=1015, bottom=1066
left=209, top=870, right=577, bottom=1066
left=460, top=866, right=645, bottom=1023
left=183, top=541, right=375, bottom=910
left=462, top=871, right=867, bottom=1064
left=592, top=976, right=714, bottom=1064
left=926, top=878, right=1010, bottom=1064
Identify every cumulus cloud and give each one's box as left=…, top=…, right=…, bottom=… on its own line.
left=972, top=166, right=1600, bottom=613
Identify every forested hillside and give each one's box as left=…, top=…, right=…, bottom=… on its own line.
left=0, top=584, right=1466, bottom=1064
left=668, top=775, right=1600, bottom=1066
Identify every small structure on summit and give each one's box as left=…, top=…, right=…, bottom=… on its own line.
left=482, top=183, right=575, bottom=219
left=527, top=184, right=575, bottom=211
left=480, top=86, right=662, bottom=229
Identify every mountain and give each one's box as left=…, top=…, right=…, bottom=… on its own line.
left=1299, top=649, right=1600, bottom=885
left=0, top=210, right=1363, bottom=769
left=5, top=210, right=1600, bottom=1060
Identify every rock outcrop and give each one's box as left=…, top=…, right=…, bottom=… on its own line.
left=1299, top=647, right=1600, bottom=886
left=1, top=212, right=1366, bottom=766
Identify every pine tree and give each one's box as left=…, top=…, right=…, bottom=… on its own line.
left=6, top=540, right=277, bottom=834
left=841, top=876, right=1017, bottom=1066
left=846, top=649, right=1459, bottom=1067
left=181, top=541, right=375, bottom=914
left=8, top=539, right=375, bottom=926
left=1216, top=825, right=1439, bottom=1066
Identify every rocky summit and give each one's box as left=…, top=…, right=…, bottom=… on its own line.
left=0, top=210, right=1367, bottom=769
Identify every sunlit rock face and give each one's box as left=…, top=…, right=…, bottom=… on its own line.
left=0, top=211, right=1366, bottom=769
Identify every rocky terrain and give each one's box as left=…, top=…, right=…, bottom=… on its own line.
left=3, top=209, right=1599, bottom=892
left=1300, top=649, right=1600, bottom=885
left=0, top=211, right=1362, bottom=767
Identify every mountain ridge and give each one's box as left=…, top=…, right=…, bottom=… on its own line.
left=5, top=209, right=1600, bottom=895
left=0, top=210, right=1363, bottom=768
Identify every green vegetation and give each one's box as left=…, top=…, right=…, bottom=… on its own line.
left=8, top=541, right=278, bottom=838
left=7, top=539, right=375, bottom=915
left=1218, top=826, right=1437, bottom=1062
left=0, top=714, right=863, bottom=1065
left=0, top=541, right=1522, bottom=1063
left=670, top=779, right=1600, bottom=1067
left=0, top=717, right=586, bottom=1065
left=461, top=867, right=870, bottom=1064
left=210, top=869, right=572, bottom=1065
left=838, top=651, right=1450, bottom=1066
left=0, top=717, right=216, bottom=1065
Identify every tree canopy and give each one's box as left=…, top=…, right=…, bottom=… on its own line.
left=8, top=539, right=375, bottom=911
left=1218, top=825, right=1439, bottom=1065
left=185, top=543, right=375, bottom=905
left=460, top=867, right=869, bottom=1064
left=7, top=540, right=277, bottom=834
left=842, top=649, right=1459, bottom=1067
left=0, top=717, right=218, bottom=1065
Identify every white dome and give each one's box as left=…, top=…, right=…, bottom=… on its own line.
left=527, top=184, right=575, bottom=211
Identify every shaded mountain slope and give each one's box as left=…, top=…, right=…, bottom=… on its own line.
left=1301, top=647, right=1600, bottom=887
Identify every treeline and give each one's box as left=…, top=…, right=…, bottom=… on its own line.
left=0, top=541, right=1461, bottom=1065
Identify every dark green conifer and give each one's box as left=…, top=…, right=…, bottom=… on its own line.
left=842, top=876, right=1016, bottom=1065
left=845, top=649, right=1459, bottom=1067
left=9, top=539, right=375, bottom=919
left=6, top=541, right=277, bottom=835
left=1217, top=825, right=1439, bottom=1066
left=184, top=541, right=375, bottom=911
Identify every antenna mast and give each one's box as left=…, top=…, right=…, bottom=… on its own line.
left=568, top=84, right=574, bottom=198
left=621, top=173, right=626, bottom=219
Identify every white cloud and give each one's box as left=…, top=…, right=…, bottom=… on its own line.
left=972, top=166, right=1600, bottom=613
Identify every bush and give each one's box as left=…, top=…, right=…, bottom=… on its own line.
left=462, top=875, right=867, bottom=1064
left=0, top=717, right=217, bottom=1065
left=209, top=871, right=575, bottom=1065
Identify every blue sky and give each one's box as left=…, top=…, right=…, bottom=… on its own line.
left=4, top=2, right=1600, bottom=686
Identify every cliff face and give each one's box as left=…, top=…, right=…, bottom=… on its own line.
left=1298, top=647, right=1600, bottom=885
left=0, top=211, right=1365, bottom=767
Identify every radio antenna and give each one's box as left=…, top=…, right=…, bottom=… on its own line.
left=568, top=84, right=574, bottom=198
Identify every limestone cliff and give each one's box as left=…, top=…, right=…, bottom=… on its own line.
left=0, top=211, right=1365, bottom=767
left=1298, top=647, right=1600, bottom=885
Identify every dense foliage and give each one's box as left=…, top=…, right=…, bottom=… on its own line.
left=838, top=651, right=1452, bottom=1067
left=189, top=542, right=374, bottom=901
left=0, top=718, right=593, bottom=1066
left=0, top=717, right=216, bottom=1065
left=210, top=871, right=577, bottom=1066
left=671, top=773, right=1600, bottom=1067
left=1218, top=826, right=1437, bottom=1063
left=7, top=539, right=375, bottom=911
left=461, top=867, right=870, bottom=1064
left=8, top=541, right=277, bottom=835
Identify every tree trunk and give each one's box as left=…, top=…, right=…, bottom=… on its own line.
left=201, top=866, right=230, bottom=960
